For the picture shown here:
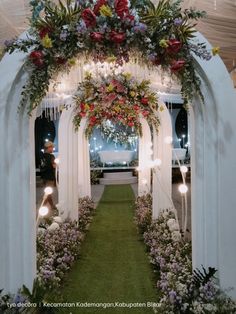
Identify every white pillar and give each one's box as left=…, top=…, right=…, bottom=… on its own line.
left=0, top=52, right=36, bottom=293
left=152, top=104, right=173, bottom=218
left=78, top=118, right=91, bottom=197
left=58, top=107, right=79, bottom=220
left=138, top=117, right=152, bottom=195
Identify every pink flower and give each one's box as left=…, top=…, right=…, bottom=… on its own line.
left=128, top=121, right=134, bottom=127
left=142, top=110, right=149, bottom=117
left=141, top=97, right=149, bottom=105
left=90, top=32, right=104, bottom=42
left=170, top=60, right=185, bottom=72
left=167, top=39, right=182, bottom=54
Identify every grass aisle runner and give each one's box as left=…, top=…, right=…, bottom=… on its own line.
left=60, top=185, right=157, bottom=313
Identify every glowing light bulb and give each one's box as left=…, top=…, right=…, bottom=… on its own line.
left=44, top=187, right=53, bottom=195
left=54, top=158, right=59, bottom=165
left=178, top=184, right=188, bottom=194
left=39, top=206, right=49, bottom=217
left=180, top=166, right=188, bottom=173
left=164, top=136, right=173, bottom=144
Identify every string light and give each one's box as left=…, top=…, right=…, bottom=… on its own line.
left=178, top=184, right=188, bottom=194
left=54, top=158, right=60, bottom=165
left=180, top=165, right=188, bottom=173
left=38, top=206, right=49, bottom=217
left=44, top=186, right=53, bottom=195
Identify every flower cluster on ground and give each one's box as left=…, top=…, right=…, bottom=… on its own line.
left=4, top=0, right=215, bottom=113
left=73, top=72, right=159, bottom=137
left=134, top=195, right=236, bottom=313
left=37, top=197, right=95, bottom=290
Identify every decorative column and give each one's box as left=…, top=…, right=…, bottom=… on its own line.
left=152, top=104, right=173, bottom=219
left=138, top=117, right=152, bottom=195
left=78, top=118, right=91, bottom=198
left=58, top=107, right=79, bottom=220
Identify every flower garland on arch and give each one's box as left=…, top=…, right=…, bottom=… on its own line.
left=73, top=72, right=159, bottom=137
left=4, top=0, right=216, bottom=114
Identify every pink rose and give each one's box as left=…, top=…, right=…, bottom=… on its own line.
left=142, top=110, right=149, bottom=117
left=90, top=32, right=104, bottom=42
left=167, top=39, right=182, bottom=54
left=170, top=60, right=185, bottom=72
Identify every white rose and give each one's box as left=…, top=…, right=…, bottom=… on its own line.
left=53, top=216, right=63, bottom=224
left=172, top=231, right=181, bottom=242
left=169, top=223, right=179, bottom=232
left=37, top=227, right=46, bottom=234
left=167, top=218, right=176, bottom=228
left=48, top=222, right=60, bottom=231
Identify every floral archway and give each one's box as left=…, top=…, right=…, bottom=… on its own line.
left=1, top=0, right=236, bottom=303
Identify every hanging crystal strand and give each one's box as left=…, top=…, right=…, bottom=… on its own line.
left=214, top=0, right=217, bottom=10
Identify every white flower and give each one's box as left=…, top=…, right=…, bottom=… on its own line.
left=167, top=218, right=176, bottom=228
left=53, top=216, right=63, bottom=224
left=37, top=227, right=46, bottom=234
left=169, top=222, right=179, bottom=232
left=48, top=222, right=60, bottom=231
left=172, top=231, right=181, bottom=242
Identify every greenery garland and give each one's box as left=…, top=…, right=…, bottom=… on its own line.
left=3, top=0, right=216, bottom=114
left=73, top=72, right=160, bottom=137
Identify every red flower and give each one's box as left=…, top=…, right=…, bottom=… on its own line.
left=29, top=51, right=44, bottom=67
left=114, top=0, right=129, bottom=18
left=82, top=8, right=97, bottom=28
left=90, top=32, right=104, bottom=42
left=126, top=14, right=135, bottom=21
left=56, top=57, right=66, bottom=64
left=128, top=121, right=134, bottom=127
left=29, top=50, right=44, bottom=60
left=39, top=27, right=51, bottom=39
left=141, top=97, right=149, bottom=105
left=90, top=104, right=95, bottom=111
left=142, top=110, right=149, bottom=117
left=80, top=103, right=86, bottom=111
left=110, top=31, right=126, bottom=44
left=170, top=60, right=185, bottom=72
left=90, top=116, right=97, bottom=124
left=167, top=39, right=182, bottom=54
left=94, top=0, right=107, bottom=15
left=80, top=111, right=86, bottom=117
left=133, top=105, right=140, bottom=111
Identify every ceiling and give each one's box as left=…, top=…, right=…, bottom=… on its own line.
left=0, top=0, right=236, bottom=83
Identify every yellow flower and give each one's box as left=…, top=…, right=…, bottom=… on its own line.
left=159, top=39, right=169, bottom=48
left=123, top=72, right=132, bottom=80
left=159, top=105, right=165, bottom=112
left=130, top=91, right=136, bottom=97
left=68, top=58, right=76, bottom=66
left=106, top=84, right=114, bottom=92
left=41, top=34, right=53, bottom=48
left=100, top=5, right=113, bottom=17
left=114, top=105, right=120, bottom=112
left=85, top=104, right=90, bottom=111
left=106, top=56, right=117, bottom=63
left=212, top=46, right=220, bottom=56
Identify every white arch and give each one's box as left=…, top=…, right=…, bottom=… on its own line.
left=0, top=52, right=36, bottom=293
left=0, top=31, right=236, bottom=298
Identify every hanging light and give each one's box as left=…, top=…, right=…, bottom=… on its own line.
left=44, top=187, right=53, bottom=195
left=38, top=206, right=49, bottom=217
left=180, top=166, right=188, bottom=173
left=178, top=184, right=188, bottom=194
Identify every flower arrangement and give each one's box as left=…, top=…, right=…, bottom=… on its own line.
left=134, top=193, right=152, bottom=234
left=78, top=196, right=95, bottom=232
left=4, top=0, right=214, bottom=113
left=134, top=197, right=236, bottom=313
left=73, top=72, right=159, bottom=137
left=37, top=197, right=95, bottom=289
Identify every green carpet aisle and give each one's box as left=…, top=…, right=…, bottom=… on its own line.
left=60, top=185, right=157, bottom=313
